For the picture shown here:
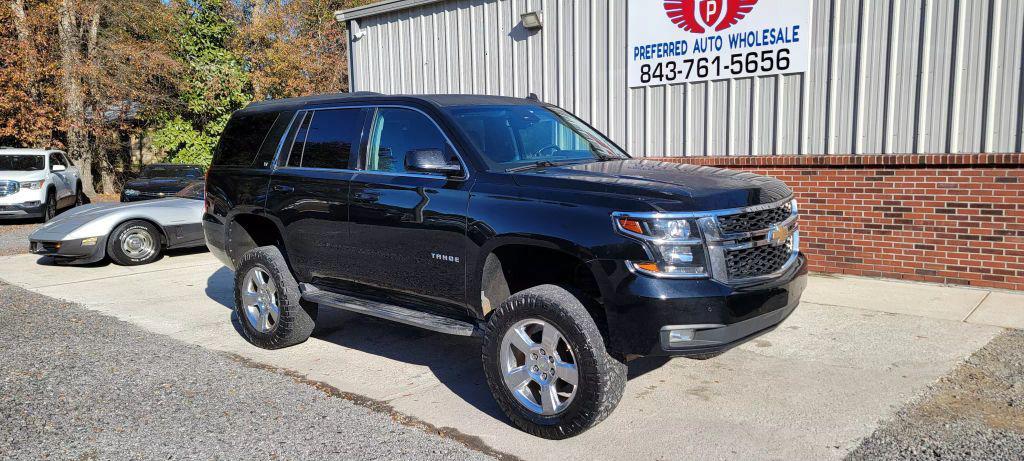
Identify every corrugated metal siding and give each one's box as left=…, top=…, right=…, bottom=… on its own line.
left=349, top=0, right=1024, bottom=156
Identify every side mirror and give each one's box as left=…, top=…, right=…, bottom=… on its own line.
left=51, top=164, right=66, bottom=172
left=405, top=149, right=462, bottom=175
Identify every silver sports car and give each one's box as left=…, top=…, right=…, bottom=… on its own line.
left=29, top=181, right=206, bottom=265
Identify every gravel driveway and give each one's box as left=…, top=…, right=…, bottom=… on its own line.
left=0, top=281, right=497, bottom=460
left=849, top=329, right=1024, bottom=460
left=0, top=220, right=37, bottom=256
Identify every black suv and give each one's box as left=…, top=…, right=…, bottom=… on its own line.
left=205, top=93, right=807, bottom=439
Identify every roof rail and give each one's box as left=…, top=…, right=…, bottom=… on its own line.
left=349, top=91, right=383, bottom=96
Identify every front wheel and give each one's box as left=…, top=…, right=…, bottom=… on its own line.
left=482, top=285, right=627, bottom=439
left=41, top=192, right=56, bottom=223
left=107, top=220, right=162, bottom=265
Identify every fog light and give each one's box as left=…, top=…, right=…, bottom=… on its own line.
left=80, top=237, right=98, bottom=246
left=668, top=329, right=695, bottom=344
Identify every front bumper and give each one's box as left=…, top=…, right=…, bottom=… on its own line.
left=0, top=201, right=44, bottom=219
left=595, top=253, right=808, bottom=357
left=1, top=186, right=46, bottom=218
left=29, top=236, right=107, bottom=264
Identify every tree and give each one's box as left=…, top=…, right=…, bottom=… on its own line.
left=234, top=0, right=364, bottom=101
left=152, top=0, right=251, bottom=166
left=0, top=0, right=60, bottom=148
left=2, top=0, right=178, bottom=193
left=83, top=0, right=180, bottom=191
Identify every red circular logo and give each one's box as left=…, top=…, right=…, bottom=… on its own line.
left=664, top=0, right=759, bottom=33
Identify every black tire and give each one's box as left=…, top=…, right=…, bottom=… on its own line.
left=234, top=245, right=317, bottom=349
left=74, top=183, right=84, bottom=207
left=41, top=192, right=56, bottom=223
left=481, top=284, right=627, bottom=439
left=107, top=220, right=162, bottom=266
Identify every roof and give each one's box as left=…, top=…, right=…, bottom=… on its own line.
left=243, top=93, right=543, bottom=114
left=0, top=148, right=57, bottom=155
left=144, top=163, right=204, bottom=168
left=334, top=0, right=444, bottom=22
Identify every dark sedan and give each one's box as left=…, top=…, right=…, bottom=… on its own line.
left=121, top=164, right=204, bottom=202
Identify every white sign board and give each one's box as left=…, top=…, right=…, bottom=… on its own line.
left=628, top=0, right=811, bottom=87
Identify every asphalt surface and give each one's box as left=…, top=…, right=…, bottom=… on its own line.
left=849, top=329, right=1024, bottom=460
left=0, top=281, right=496, bottom=460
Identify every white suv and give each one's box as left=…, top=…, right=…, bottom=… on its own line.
left=0, top=148, right=82, bottom=222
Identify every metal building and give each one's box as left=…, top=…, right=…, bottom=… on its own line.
left=336, top=0, right=1024, bottom=157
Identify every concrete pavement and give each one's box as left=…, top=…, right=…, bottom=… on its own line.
left=0, top=251, right=1018, bottom=460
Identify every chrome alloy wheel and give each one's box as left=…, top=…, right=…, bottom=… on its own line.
left=119, top=228, right=156, bottom=260
left=241, top=267, right=280, bottom=333
left=499, top=318, right=579, bottom=416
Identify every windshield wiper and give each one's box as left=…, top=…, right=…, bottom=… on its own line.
left=504, top=160, right=589, bottom=173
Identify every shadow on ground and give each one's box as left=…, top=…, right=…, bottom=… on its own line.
left=204, top=266, right=670, bottom=426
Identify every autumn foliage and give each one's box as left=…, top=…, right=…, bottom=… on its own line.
left=0, top=0, right=365, bottom=191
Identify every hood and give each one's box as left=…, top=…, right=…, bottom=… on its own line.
left=124, top=177, right=195, bottom=194
left=510, top=159, right=793, bottom=212
left=0, top=170, right=46, bottom=182
left=31, top=198, right=197, bottom=239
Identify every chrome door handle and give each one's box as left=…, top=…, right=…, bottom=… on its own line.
left=272, top=184, right=294, bottom=193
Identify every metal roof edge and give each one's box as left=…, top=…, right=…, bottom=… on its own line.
left=334, top=0, right=445, bottom=22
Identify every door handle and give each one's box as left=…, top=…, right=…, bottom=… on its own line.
left=272, top=184, right=294, bottom=193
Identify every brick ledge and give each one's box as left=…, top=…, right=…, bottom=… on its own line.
left=651, top=153, right=1024, bottom=168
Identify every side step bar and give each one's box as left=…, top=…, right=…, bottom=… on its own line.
left=301, top=284, right=479, bottom=337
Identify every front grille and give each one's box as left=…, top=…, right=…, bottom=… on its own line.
left=33, top=241, right=60, bottom=253
left=137, top=191, right=172, bottom=198
left=718, top=202, right=792, bottom=234
left=0, top=180, right=19, bottom=197
left=725, top=242, right=792, bottom=279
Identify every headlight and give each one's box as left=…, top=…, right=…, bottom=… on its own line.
left=614, top=215, right=707, bottom=278
left=19, top=180, right=43, bottom=190
left=123, top=189, right=140, bottom=196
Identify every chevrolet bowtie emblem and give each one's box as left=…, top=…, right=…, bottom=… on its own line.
left=766, top=224, right=791, bottom=246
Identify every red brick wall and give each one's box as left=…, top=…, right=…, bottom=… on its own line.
left=654, top=154, right=1024, bottom=291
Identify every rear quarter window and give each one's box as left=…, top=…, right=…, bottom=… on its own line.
left=213, top=111, right=281, bottom=167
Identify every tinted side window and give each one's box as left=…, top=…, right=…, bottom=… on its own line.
left=366, top=108, right=448, bottom=173
left=213, top=111, right=280, bottom=167
left=297, top=109, right=364, bottom=169
left=49, top=153, right=67, bottom=168
left=252, top=110, right=295, bottom=168
left=286, top=112, right=312, bottom=167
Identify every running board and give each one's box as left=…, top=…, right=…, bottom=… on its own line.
left=301, top=284, right=479, bottom=337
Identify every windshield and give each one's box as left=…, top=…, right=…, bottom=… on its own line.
left=174, top=181, right=205, bottom=200
left=447, top=105, right=628, bottom=171
left=0, top=155, right=45, bottom=171
left=140, top=165, right=202, bottom=179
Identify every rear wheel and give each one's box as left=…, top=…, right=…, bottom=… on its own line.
left=482, top=285, right=626, bottom=439
left=234, top=245, right=317, bottom=349
left=74, top=183, right=84, bottom=207
left=107, top=220, right=162, bottom=265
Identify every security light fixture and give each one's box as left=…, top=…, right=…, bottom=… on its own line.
left=521, top=11, right=542, bottom=30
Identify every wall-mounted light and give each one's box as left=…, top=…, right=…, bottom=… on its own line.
left=521, top=11, right=543, bottom=30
